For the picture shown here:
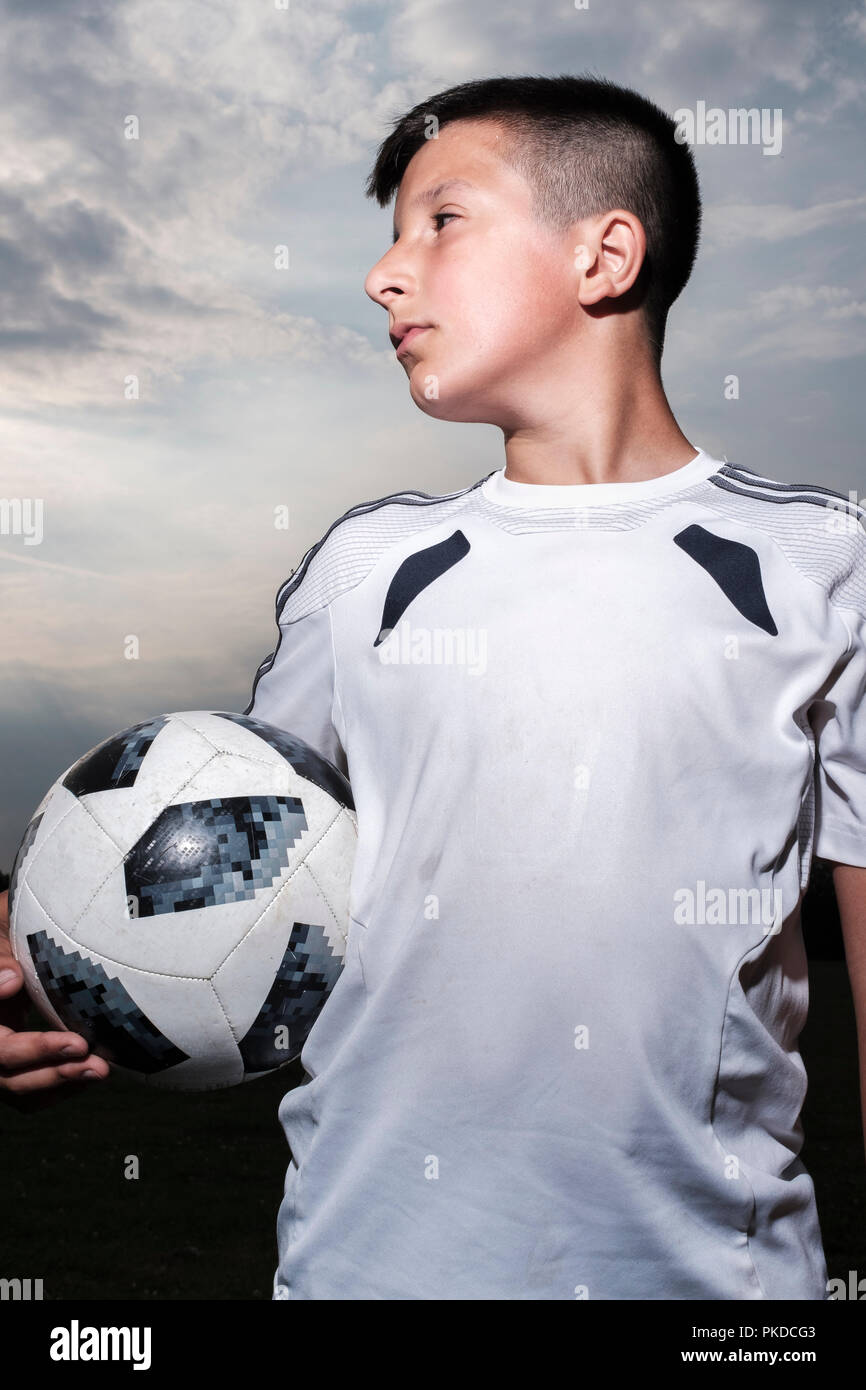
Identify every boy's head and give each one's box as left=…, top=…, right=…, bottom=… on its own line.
left=363, top=73, right=702, bottom=427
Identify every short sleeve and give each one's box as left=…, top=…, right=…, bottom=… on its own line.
left=812, top=606, right=866, bottom=867
left=245, top=602, right=348, bottom=781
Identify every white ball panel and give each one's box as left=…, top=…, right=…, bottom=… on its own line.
left=24, top=801, right=123, bottom=934
left=77, top=868, right=271, bottom=977
left=108, top=971, right=234, bottom=1062
left=18, top=782, right=80, bottom=864
left=79, top=716, right=216, bottom=848
left=171, top=710, right=290, bottom=767
left=175, top=752, right=295, bottom=804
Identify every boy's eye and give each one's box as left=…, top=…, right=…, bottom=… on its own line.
left=432, top=211, right=458, bottom=231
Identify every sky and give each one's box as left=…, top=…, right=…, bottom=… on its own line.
left=1, top=0, right=865, bottom=867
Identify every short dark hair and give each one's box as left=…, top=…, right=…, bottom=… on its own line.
left=365, top=72, right=702, bottom=365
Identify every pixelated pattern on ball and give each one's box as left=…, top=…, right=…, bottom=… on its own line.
left=27, top=928, right=189, bottom=1073
left=214, top=711, right=355, bottom=812
left=124, top=795, right=308, bottom=917
left=8, top=810, right=44, bottom=920
left=239, top=919, right=344, bottom=1071
left=62, top=715, right=169, bottom=798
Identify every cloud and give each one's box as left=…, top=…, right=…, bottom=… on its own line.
left=842, top=3, right=866, bottom=43
left=0, top=0, right=391, bottom=406
left=705, top=195, right=866, bottom=251
left=666, top=282, right=866, bottom=365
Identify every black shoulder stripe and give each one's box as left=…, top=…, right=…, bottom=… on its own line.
left=717, top=464, right=866, bottom=515
left=718, top=461, right=761, bottom=475
left=710, top=472, right=866, bottom=521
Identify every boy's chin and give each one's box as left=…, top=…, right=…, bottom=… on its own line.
left=407, top=374, right=491, bottom=424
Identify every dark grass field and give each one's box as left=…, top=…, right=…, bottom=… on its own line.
left=0, top=859, right=863, bottom=1300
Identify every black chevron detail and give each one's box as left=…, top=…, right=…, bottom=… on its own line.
left=244, top=477, right=493, bottom=715
left=673, top=524, right=778, bottom=636
left=374, top=529, right=471, bottom=647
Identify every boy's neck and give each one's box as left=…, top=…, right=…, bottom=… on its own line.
left=500, top=351, right=697, bottom=488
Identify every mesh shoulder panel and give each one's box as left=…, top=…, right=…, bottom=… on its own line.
left=705, top=463, right=866, bottom=619
left=276, top=476, right=492, bottom=624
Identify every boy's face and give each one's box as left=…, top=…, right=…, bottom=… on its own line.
left=364, top=118, right=586, bottom=427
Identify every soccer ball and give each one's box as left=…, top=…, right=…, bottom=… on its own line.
left=7, top=710, right=357, bottom=1092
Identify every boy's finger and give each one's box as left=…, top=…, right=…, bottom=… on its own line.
left=1, top=1054, right=109, bottom=1092
left=0, top=1027, right=98, bottom=1071
left=0, top=964, right=22, bottom=992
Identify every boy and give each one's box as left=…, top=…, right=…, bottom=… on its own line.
left=2, top=73, right=865, bottom=1301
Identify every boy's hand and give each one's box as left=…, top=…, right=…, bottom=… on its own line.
left=0, top=888, right=111, bottom=1112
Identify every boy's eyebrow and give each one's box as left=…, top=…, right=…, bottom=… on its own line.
left=392, top=178, right=477, bottom=243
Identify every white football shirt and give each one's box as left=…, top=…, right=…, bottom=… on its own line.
left=248, top=445, right=866, bottom=1300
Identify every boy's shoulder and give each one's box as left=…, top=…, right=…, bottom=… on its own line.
left=274, top=473, right=488, bottom=625
left=705, top=458, right=866, bottom=614
left=708, top=459, right=863, bottom=518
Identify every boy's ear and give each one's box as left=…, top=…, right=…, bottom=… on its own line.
left=573, top=210, right=646, bottom=308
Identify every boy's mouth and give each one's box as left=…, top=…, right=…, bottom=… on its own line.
left=391, top=324, right=432, bottom=354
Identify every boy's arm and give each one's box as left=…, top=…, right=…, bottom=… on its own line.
left=245, top=597, right=347, bottom=777
left=828, top=862, right=866, bottom=1165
